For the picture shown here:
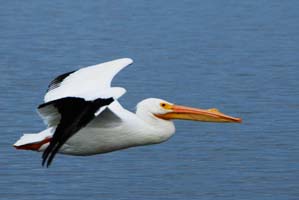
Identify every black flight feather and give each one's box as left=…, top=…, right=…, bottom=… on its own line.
left=47, top=70, right=76, bottom=92
left=40, top=97, right=114, bottom=167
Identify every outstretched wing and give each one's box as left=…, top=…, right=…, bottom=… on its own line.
left=44, top=58, right=132, bottom=102
left=38, top=58, right=133, bottom=167
left=38, top=58, right=132, bottom=127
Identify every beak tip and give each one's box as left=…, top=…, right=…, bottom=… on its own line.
left=236, top=118, right=242, bottom=123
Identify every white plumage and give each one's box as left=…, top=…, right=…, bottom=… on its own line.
left=14, top=58, right=241, bottom=167
left=44, top=58, right=131, bottom=102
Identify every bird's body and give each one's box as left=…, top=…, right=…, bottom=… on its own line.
left=34, top=100, right=175, bottom=156
left=14, top=58, right=241, bottom=167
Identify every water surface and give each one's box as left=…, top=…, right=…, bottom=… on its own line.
left=0, top=1, right=299, bottom=199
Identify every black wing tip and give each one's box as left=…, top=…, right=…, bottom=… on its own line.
left=42, top=160, right=52, bottom=168
left=42, top=146, right=57, bottom=167
left=42, top=147, right=51, bottom=167
left=47, top=70, right=76, bottom=92
left=42, top=156, right=53, bottom=168
left=41, top=158, right=47, bottom=167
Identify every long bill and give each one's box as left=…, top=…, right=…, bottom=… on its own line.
left=156, top=104, right=242, bottom=123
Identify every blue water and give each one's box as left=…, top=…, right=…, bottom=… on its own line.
left=1, top=1, right=299, bottom=199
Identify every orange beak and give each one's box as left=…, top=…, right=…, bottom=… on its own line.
left=156, top=104, right=242, bottom=123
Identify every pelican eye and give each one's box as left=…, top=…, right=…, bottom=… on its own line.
left=160, top=102, right=172, bottom=110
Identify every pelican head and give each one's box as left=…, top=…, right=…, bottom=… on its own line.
left=136, top=98, right=242, bottom=123
left=135, top=98, right=241, bottom=144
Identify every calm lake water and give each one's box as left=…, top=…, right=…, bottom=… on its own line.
left=1, top=1, right=299, bottom=199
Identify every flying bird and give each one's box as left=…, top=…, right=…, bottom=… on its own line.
left=14, top=58, right=241, bottom=167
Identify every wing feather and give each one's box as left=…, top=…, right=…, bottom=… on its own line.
left=41, top=97, right=114, bottom=167
left=36, top=58, right=133, bottom=166
left=47, top=70, right=76, bottom=92
left=44, top=58, right=133, bottom=102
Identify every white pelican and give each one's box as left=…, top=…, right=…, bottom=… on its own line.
left=14, top=58, right=241, bottom=167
